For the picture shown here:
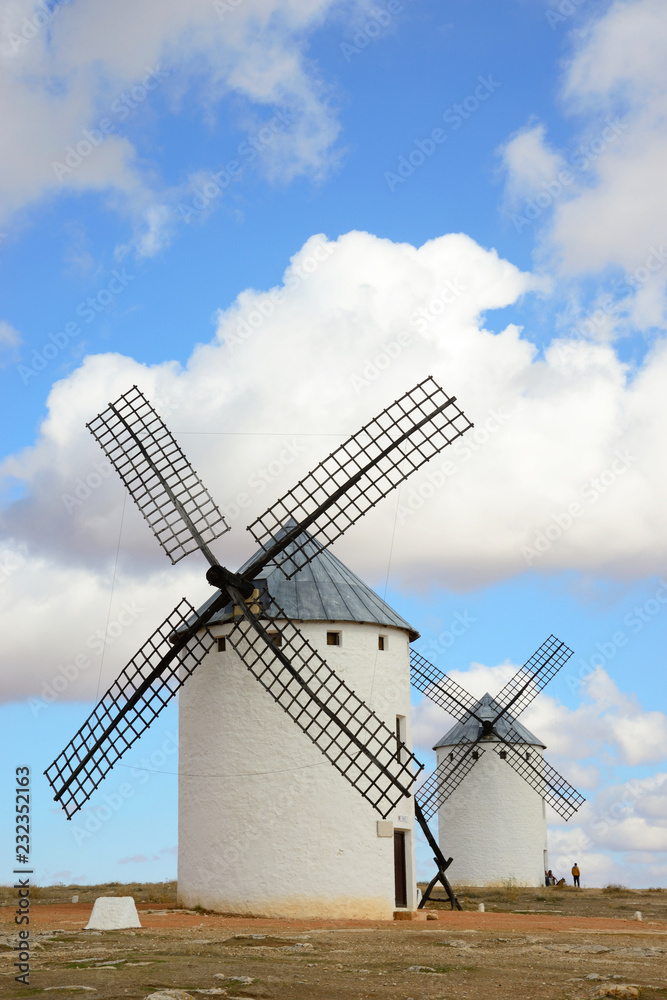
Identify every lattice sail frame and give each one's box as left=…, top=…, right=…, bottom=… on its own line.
left=48, top=376, right=475, bottom=820
left=493, top=634, right=574, bottom=719
left=88, top=385, right=229, bottom=564
left=44, top=600, right=217, bottom=818
left=416, top=741, right=485, bottom=821
left=246, top=377, right=473, bottom=578
left=493, top=731, right=585, bottom=821
left=410, top=649, right=482, bottom=721
left=410, top=636, right=584, bottom=822
left=225, top=599, right=421, bottom=818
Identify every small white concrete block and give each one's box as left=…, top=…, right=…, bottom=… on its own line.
left=478, top=902, right=485, bottom=912
left=143, top=992, right=194, bottom=1000
left=72, top=895, right=79, bottom=903
left=633, top=910, right=642, bottom=921
left=85, top=896, right=142, bottom=930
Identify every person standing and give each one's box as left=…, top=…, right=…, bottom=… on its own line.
left=571, top=862, right=580, bottom=887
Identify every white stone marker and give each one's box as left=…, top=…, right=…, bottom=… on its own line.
left=85, top=896, right=141, bottom=930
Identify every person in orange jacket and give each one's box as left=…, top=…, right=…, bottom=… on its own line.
left=571, top=862, right=581, bottom=887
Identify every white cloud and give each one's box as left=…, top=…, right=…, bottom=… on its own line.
left=3, top=229, right=667, bottom=699
left=0, top=320, right=21, bottom=363
left=410, top=651, right=667, bottom=884
left=498, top=122, right=565, bottom=207
left=548, top=772, right=667, bottom=885
left=498, top=0, right=667, bottom=333
left=412, top=657, right=667, bottom=773
left=552, top=0, right=667, bottom=276
left=0, top=0, right=355, bottom=233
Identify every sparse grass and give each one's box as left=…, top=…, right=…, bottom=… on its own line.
left=418, top=882, right=667, bottom=919
left=602, top=883, right=629, bottom=894
left=0, top=879, right=178, bottom=907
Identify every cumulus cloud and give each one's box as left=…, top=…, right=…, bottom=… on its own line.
left=0, top=320, right=21, bottom=364
left=548, top=772, right=667, bottom=886
left=3, top=228, right=667, bottom=699
left=412, top=659, right=667, bottom=771
left=0, top=0, right=355, bottom=237
left=552, top=0, right=667, bottom=276
left=499, top=0, right=667, bottom=331
left=498, top=122, right=565, bottom=208
left=411, top=654, right=667, bottom=884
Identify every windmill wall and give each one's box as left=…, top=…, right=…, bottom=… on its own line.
left=178, top=620, right=416, bottom=920
left=435, top=741, right=548, bottom=887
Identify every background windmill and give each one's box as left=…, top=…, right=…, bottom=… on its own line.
left=45, top=376, right=474, bottom=918
left=411, top=637, right=586, bottom=902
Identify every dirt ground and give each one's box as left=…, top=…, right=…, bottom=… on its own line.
left=1, top=882, right=665, bottom=1000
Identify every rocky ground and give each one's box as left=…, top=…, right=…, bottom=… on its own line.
left=0, top=882, right=665, bottom=1000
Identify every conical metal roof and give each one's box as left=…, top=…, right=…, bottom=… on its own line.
left=195, top=524, right=419, bottom=639
left=433, top=692, right=545, bottom=749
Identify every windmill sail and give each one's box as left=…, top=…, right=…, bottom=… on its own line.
left=48, top=377, right=471, bottom=823
left=410, top=649, right=483, bottom=722
left=246, top=376, right=473, bottom=579
left=44, top=598, right=225, bottom=818
left=493, top=732, right=585, bottom=820
left=87, top=385, right=229, bottom=565
left=492, top=635, right=573, bottom=722
left=410, top=643, right=584, bottom=822
left=225, top=592, right=421, bottom=818
left=416, top=741, right=485, bottom=821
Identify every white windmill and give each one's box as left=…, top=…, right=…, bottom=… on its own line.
left=411, top=640, right=585, bottom=899
left=46, top=378, right=474, bottom=918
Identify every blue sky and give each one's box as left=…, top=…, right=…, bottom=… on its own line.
left=1, top=0, right=666, bottom=890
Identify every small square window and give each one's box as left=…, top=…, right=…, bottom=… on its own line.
left=472, top=751, right=479, bottom=760
left=378, top=635, right=386, bottom=651
left=268, top=632, right=282, bottom=647
left=326, top=631, right=341, bottom=646
left=217, top=637, right=226, bottom=652
left=499, top=750, right=507, bottom=759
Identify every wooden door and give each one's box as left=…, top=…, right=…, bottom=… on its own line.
left=393, top=830, right=407, bottom=908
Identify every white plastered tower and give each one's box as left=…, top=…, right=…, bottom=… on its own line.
left=435, top=694, right=549, bottom=887
left=178, top=536, right=418, bottom=919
